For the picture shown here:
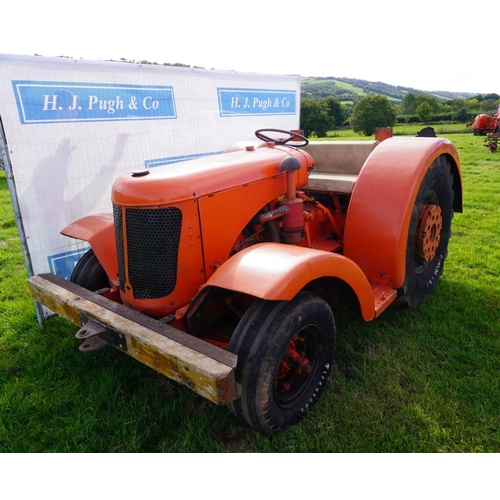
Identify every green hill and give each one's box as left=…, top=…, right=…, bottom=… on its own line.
left=301, top=76, right=476, bottom=104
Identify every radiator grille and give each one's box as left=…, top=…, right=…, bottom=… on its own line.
left=113, top=205, right=183, bottom=300
left=113, top=204, right=126, bottom=291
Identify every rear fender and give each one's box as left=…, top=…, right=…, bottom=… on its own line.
left=343, top=137, right=462, bottom=288
left=195, top=242, right=377, bottom=321
left=61, top=214, right=118, bottom=286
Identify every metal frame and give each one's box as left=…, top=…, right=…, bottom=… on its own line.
left=0, top=116, right=44, bottom=326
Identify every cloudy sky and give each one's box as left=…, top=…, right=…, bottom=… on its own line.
left=2, top=1, right=498, bottom=94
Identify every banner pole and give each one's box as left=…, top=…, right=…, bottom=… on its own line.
left=0, top=117, right=45, bottom=326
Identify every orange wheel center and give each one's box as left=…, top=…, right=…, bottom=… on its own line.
left=277, top=335, right=312, bottom=390
left=415, top=204, right=442, bottom=262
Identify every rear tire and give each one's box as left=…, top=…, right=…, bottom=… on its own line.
left=397, top=156, right=454, bottom=308
left=70, top=249, right=109, bottom=291
left=228, top=292, right=335, bottom=434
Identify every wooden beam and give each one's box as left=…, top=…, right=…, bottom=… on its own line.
left=28, top=274, right=240, bottom=406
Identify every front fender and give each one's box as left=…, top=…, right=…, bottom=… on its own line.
left=200, top=242, right=377, bottom=321
left=61, top=214, right=118, bottom=286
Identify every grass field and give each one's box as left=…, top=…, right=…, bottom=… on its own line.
left=0, top=126, right=499, bottom=453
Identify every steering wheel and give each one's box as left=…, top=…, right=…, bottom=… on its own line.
left=255, top=129, right=309, bottom=147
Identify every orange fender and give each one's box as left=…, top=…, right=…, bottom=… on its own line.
left=61, top=214, right=119, bottom=286
left=201, top=242, right=377, bottom=321
left=343, top=137, right=462, bottom=289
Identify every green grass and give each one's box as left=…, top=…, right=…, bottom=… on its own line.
left=1, top=127, right=499, bottom=452
left=325, top=122, right=472, bottom=140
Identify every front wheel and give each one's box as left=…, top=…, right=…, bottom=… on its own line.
left=228, top=292, right=335, bottom=434
left=70, top=248, right=109, bottom=291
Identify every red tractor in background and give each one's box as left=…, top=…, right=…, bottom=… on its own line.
left=471, top=109, right=500, bottom=152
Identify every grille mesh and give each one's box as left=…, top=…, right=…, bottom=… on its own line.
left=114, top=205, right=182, bottom=300
left=113, top=204, right=126, bottom=291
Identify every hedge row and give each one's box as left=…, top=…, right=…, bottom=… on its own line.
left=396, top=112, right=478, bottom=124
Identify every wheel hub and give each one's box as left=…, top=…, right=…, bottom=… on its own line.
left=277, top=335, right=312, bottom=391
left=415, top=204, right=442, bottom=262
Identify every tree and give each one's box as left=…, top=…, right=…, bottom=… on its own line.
left=416, top=102, right=432, bottom=122
left=415, top=94, right=439, bottom=113
left=300, top=98, right=331, bottom=137
left=350, top=94, right=397, bottom=136
left=481, top=98, right=500, bottom=115
left=324, top=96, right=344, bottom=128
left=453, top=103, right=469, bottom=122
left=401, top=92, right=418, bottom=114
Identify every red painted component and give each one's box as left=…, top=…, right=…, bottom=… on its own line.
left=375, top=127, right=393, bottom=142
left=471, top=110, right=500, bottom=152
left=415, top=204, right=442, bottom=262
left=277, top=335, right=312, bottom=390
left=472, top=113, right=499, bottom=135
left=61, top=214, right=119, bottom=287
left=343, top=137, right=461, bottom=288
left=203, top=242, right=378, bottom=321
left=280, top=197, right=305, bottom=244
left=286, top=170, right=297, bottom=199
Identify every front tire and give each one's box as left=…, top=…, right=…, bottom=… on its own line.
left=228, top=292, right=335, bottom=434
left=397, top=156, right=454, bottom=308
left=70, top=248, right=109, bottom=291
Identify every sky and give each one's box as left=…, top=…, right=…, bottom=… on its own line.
left=2, top=1, right=499, bottom=94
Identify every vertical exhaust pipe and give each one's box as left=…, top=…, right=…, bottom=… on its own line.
left=279, top=156, right=304, bottom=244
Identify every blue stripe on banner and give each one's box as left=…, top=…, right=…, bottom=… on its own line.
left=145, top=151, right=223, bottom=168
left=217, top=88, right=296, bottom=117
left=12, top=80, right=177, bottom=124
left=47, top=248, right=89, bottom=280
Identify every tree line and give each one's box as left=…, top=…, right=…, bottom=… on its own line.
left=300, top=92, right=500, bottom=137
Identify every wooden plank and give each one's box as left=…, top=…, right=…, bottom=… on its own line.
left=28, top=274, right=240, bottom=405
left=39, top=273, right=237, bottom=367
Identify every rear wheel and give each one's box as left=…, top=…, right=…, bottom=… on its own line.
left=228, top=292, right=335, bottom=434
left=70, top=248, right=109, bottom=291
left=397, top=156, right=454, bottom=308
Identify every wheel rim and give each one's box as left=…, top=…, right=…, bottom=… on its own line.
left=415, top=204, right=442, bottom=263
left=275, top=324, right=323, bottom=408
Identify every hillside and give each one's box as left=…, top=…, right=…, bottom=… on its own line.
left=43, top=56, right=477, bottom=104
left=301, top=76, right=476, bottom=103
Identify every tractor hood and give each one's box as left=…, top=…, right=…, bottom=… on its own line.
left=112, top=142, right=313, bottom=207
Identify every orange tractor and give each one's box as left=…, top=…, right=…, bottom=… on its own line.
left=28, top=129, right=463, bottom=433
left=471, top=112, right=500, bottom=152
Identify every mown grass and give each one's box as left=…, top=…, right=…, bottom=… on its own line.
left=1, top=126, right=499, bottom=452
left=325, top=122, right=471, bottom=140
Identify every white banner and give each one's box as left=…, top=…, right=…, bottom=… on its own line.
left=0, top=54, right=300, bottom=318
